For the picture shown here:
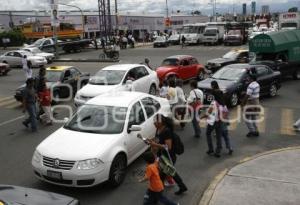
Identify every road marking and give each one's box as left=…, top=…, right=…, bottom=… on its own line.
left=5, top=101, right=22, bottom=109
left=258, top=108, right=267, bottom=133
left=0, top=96, right=14, bottom=103
left=0, top=115, right=25, bottom=127
left=0, top=99, right=17, bottom=107
left=281, top=109, right=295, bottom=136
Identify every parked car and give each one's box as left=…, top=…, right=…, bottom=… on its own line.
left=153, top=36, right=168, bottom=47
left=75, top=64, right=159, bottom=107
left=167, top=34, right=181, bottom=45
left=206, top=49, right=251, bottom=73
left=224, top=30, right=244, bottom=45
left=0, top=50, right=47, bottom=68
left=156, top=55, right=206, bottom=83
left=0, top=184, right=79, bottom=205
left=198, top=63, right=281, bottom=107
left=32, top=91, right=171, bottom=187
left=15, top=66, right=90, bottom=102
left=0, top=63, right=10, bottom=76
left=21, top=47, right=55, bottom=63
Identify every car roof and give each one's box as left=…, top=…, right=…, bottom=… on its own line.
left=166, top=55, right=193, bottom=60
left=46, top=66, right=73, bottom=71
left=86, top=91, right=148, bottom=107
left=102, top=64, right=145, bottom=71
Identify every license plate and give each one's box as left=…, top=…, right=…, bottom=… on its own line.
left=47, top=170, right=62, bottom=180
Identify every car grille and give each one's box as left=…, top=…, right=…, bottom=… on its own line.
left=43, top=156, right=75, bottom=170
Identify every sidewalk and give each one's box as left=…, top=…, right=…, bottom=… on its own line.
left=199, top=147, right=300, bottom=205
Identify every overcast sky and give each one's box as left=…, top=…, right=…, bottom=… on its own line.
left=1, top=0, right=299, bottom=14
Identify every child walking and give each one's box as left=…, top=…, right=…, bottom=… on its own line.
left=139, top=152, right=179, bottom=205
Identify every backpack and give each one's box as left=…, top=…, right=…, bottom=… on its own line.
left=172, top=133, right=184, bottom=155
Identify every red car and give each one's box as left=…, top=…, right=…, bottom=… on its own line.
left=0, top=63, right=10, bottom=76
left=156, top=55, right=205, bottom=83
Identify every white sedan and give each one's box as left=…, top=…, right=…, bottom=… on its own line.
left=32, top=91, right=171, bottom=187
left=21, top=47, right=55, bottom=63
left=0, top=50, right=47, bottom=68
left=74, top=64, right=159, bottom=107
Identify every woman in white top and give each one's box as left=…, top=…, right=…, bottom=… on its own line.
left=175, top=79, right=186, bottom=129
left=166, top=79, right=178, bottom=110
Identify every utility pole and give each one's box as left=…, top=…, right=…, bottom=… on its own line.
left=115, top=0, right=118, bottom=35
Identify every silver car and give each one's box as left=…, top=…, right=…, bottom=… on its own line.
left=0, top=50, right=47, bottom=68
left=21, top=47, right=55, bottom=63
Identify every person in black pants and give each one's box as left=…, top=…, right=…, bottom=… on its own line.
left=148, top=114, right=188, bottom=195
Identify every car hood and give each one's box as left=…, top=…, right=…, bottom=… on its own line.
left=0, top=185, right=77, bottom=205
left=77, top=84, right=121, bottom=97
left=198, top=78, right=236, bottom=90
left=37, top=128, right=121, bottom=161
left=35, top=53, right=54, bottom=58
left=207, top=58, right=234, bottom=64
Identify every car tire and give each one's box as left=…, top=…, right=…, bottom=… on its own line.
left=108, top=154, right=127, bottom=187
left=149, top=84, right=157, bottom=95
left=197, top=70, right=205, bottom=81
left=293, top=69, right=300, bottom=80
left=269, top=83, right=277, bottom=97
left=229, top=92, right=239, bottom=107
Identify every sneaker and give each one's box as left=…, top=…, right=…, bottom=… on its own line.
left=214, top=153, right=221, bottom=158
left=194, top=134, right=200, bottom=138
left=22, top=121, right=29, bottom=128
left=228, top=149, right=233, bottom=155
left=206, top=150, right=214, bottom=156
left=246, top=132, right=255, bottom=137
left=174, top=187, right=187, bottom=195
left=253, top=131, right=260, bottom=137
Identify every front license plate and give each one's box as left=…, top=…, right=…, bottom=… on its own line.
left=47, top=170, right=62, bottom=180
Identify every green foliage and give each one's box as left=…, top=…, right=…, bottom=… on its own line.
left=0, top=29, right=26, bottom=46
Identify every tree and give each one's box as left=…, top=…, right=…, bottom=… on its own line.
left=288, top=7, right=298, bottom=12
left=192, top=10, right=202, bottom=15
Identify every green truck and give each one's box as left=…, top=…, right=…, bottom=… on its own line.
left=249, top=29, right=300, bottom=79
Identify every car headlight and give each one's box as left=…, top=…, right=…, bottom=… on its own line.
left=77, top=158, right=102, bottom=170
left=33, top=150, right=42, bottom=163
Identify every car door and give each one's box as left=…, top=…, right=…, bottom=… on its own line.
left=2, top=52, right=15, bottom=65
left=13, top=52, right=23, bottom=66
left=178, top=58, right=192, bottom=80
left=255, top=65, right=273, bottom=95
left=134, top=66, right=152, bottom=93
left=126, top=101, right=147, bottom=161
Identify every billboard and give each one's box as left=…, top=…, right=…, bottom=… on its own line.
left=50, top=0, right=59, bottom=27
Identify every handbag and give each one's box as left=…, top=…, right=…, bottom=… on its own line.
left=158, top=147, right=176, bottom=176
left=190, top=90, right=202, bottom=110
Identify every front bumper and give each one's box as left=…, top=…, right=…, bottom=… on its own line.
left=32, top=158, right=111, bottom=187
left=202, top=38, right=218, bottom=43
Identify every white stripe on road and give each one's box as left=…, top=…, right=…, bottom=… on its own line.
left=0, top=96, right=14, bottom=103
left=0, top=99, right=17, bottom=107
left=5, top=101, right=22, bottom=109
left=0, top=115, right=25, bottom=127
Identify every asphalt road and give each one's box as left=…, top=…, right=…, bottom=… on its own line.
left=0, top=45, right=299, bottom=205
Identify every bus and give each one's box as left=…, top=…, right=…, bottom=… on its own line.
left=181, top=23, right=206, bottom=44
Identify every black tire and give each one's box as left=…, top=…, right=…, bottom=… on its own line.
left=149, top=84, right=157, bottom=95
left=108, top=154, right=127, bottom=187
left=229, top=92, right=239, bottom=107
left=293, top=69, right=300, bottom=80
left=269, top=83, right=277, bottom=97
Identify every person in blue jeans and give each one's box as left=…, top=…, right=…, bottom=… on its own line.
left=22, top=78, right=37, bottom=132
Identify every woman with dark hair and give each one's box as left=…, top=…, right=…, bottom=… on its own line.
left=147, top=114, right=187, bottom=195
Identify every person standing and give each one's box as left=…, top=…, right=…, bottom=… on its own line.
left=159, top=80, right=168, bottom=98
left=187, top=80, right=203, bottom=138
left=242, top=71, right=260, bottom=137
left=175, top=79, right=186, bottom=129
left=167, top=79, right=178, bottom=111
left=22, top=78, right=37, bottom=132
left=201, top=90, right=223, bottom=158
left=22, top=55, right=32, bottom=79
left=38, top=80, right=52, bottom=125
left=211, top=81, right=233, bottom=155
left=139, top=152, right=179, bottom=205
left=181, top=35, right=186, bottom=48
left=148, top=114, right=188, bottom=195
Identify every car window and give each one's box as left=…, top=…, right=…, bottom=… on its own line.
left=181, top=59, right=189, bottom=66
left=6, top=52, right=14, bottom=56
left=13, top=52, right=22, bottom=58
left=125, top=68, right=138, bottom=82
left=128, top=102, right=145, bottom=126
left=256, top=66, right=269, bottom=77
left=190, top=58, right=198, bottom=65
left=64, top=70, right=71, bottom=79
left=135, top=67, right=149, bottom=79
left=141, top=97, right=161, bottom=118
left=43, top=40, right=51, bottom=46
left=70, top=67, right=80, bottom=78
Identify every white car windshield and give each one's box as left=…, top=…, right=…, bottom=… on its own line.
left=32, top=39, right=44, bottom=47
left=212, top=66, right=247, bottom=81
left=89, top=70, right=126, bottom=85
left=64, top=105, right=127, bottom=134
left=155, top=37, right=165, bottom=41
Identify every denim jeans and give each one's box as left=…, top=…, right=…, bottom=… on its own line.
left=221, top=122, right=232, bottom=150
left=24, top=103, right=37, bottom=131
left=206, top=121, right=222, bottom=154
left=191, top=110, right=201, bottom=136
left=245, top=114, right=258, bottom=133
left=143, top=189, right=177, bottom=205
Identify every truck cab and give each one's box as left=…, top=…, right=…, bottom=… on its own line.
left=202, top=27, right=220, bottom=45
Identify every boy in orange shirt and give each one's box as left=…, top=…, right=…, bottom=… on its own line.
left=139, top=152, right=179, bottom=205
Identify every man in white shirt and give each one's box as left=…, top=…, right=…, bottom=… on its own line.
left=242, top=73, right=260, bottom=137
left=22, top=55, right=32, bottom=79
left=187, top=80, right=203, bottom=138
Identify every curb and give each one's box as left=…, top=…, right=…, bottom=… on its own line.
left=198, top=146, right=300, bottom=205
left=53, top=59, right=119, bottom=63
